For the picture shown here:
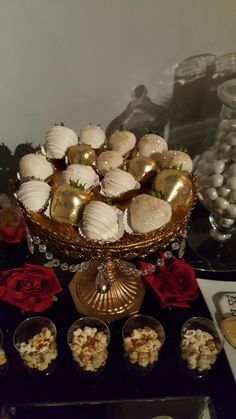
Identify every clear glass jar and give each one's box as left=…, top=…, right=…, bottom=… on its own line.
left=218, top=78, right=236, bottom=119
left=193, top=79, right=236, bottom=266
left=167, top=54, right=217, bottom=158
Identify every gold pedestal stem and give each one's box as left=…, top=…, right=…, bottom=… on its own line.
left=69, top=259, right=146, bottom=322
left=103, top=259, right=117, bottom=281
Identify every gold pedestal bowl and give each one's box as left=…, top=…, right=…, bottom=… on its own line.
left=16, top=174, right=197, bottom=322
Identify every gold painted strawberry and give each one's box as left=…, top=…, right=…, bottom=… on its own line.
left=50, top=181, right=90, bottom=225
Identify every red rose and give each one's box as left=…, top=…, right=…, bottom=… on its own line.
left=0, top=263, right=62, bottom=312
left=0, top=207, right=26, bottom=243
left=140, top=257, right=198, bottom=309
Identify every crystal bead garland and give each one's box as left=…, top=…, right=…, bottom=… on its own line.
left=117, top=243, right=182, bottom=277
left=26, top=230, right=90, bottom=273
left=26, top=230, right=185, bottom=275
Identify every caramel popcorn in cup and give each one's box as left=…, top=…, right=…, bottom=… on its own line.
left=0, top=348, right=7, bottom=366
left=0, top=330, right=9, bottom=377
left=68, top=317, right=110, bottom=373
left=17, top=327, right=57, bottom=371
left=123, top=326, right=161, bottom=367
left=181, top=329, right=218, bottom=372
left=122, top=315, right=165, bottom=373
left=13, top=317, right=58, bottom=376
left=180, top=317, right=224, bottom=378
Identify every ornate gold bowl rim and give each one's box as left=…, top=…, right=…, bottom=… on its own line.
left=16, top=174, right=197, bottom=260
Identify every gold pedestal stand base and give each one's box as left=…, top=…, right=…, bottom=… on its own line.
left=69, top=260, right=145, bottom=323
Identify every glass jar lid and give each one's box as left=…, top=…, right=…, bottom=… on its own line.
left=175, top=54, right=215, bottom=79
left=217, top=78, right=236, bottom=109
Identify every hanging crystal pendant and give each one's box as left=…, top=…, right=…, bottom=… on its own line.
left=95, top=269, right=111, bottom=294
left=179, top=233, right=187, bottom=258
left=26, top=228, right=34, bottom=254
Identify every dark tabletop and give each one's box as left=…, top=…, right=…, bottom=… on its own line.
left=0, top=205, right=235, bottom=419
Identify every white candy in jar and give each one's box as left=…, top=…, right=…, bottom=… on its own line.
left=197, top=116, right=236, bottom=219
left=229, top=190, right=236, bottom=203
left=218, top=143, right=232, bottom=160
left=214, top=197, right=229, bottom=210
left=199, top=175, right=212, bottom=188
left=204, top=187, right=218, bottom=200
left=219, top=119, right=230, bottom=130
left=195, top=159, right=206, bottom=172
left=218, top=186, right=230, bottom=198
left=219, top=217, right=235, bottom=227
left=216, top=130, right=226, bottom=143
left=200, top=150, right=217, bottom=161
left=225, top=177, right=236, bottom=190
left=202, top=162, right=214, bottom=175
left=211, top=174, right=224, bottom=188
left=225, top=204, right=236, bottom=218
left=211, top=160, right=225, bottom=174
left=229, top=163, right=236, bottom=176
left=232, top=147, right=236, bottom=162
left=226, top=132, right=236, bottom=146
left=215, top=208, right=224, bottom=215
left=224, top=173, right=231, bottom=185
left=227, top=119, right=236, bottom=130
left=201, top=198, right=214, bottom=210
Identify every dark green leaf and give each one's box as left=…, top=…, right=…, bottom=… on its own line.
left=43, top=261, right=54, bottom=268
left=54, top=122, right=65, bottom=126
left=69, top=179, right=86, bottom=190
left=148, top=189, right=164, bottom=199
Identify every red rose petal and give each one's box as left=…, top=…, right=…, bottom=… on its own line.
left=141, top=257, right=198, bottom=309
left=0, top=263, right=62, bottom=312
